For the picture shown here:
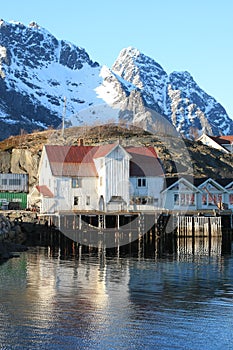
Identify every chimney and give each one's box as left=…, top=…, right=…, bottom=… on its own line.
left=78, top=138, right=84, bottom=146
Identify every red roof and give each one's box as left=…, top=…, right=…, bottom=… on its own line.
left=126, top=146, right=164, bottom=177
left=45, top=145, right=98, bottom=177
left=36, top=185, right=54, bottom=197
left=45, top=145, right=96, bottom=163
left=93, top=143, right=118, bottom=158
left=217, top=135, right=233, bottom=144
left=209, top=135, right=233, bottom=145
left=45, top=144, right=164, bottom=177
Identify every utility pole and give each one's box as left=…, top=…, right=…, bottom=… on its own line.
left=61, top=96, right=66, bottom=138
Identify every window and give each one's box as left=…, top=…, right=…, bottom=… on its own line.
left=188, top=194, right=195, bottom=205
left=137, top=178, right=146, bottom=187
left=230, top=194, right=233, bottom=205
left=72, top=178, right=81, bottom=188
left=202, top=193, right=222, bottom=206
left=1, top=179, right=7, bottom=185
left=9, top=179, right=21, bottom=186
left=74, top=196, right=79, bottom=206
left=180, top=194, right=185, bottom=206
left=174, top=193, right=195, bottom=206
left=208, top=194, right=216, bottom=205
left=202, top=194, right=207, bottom=205
left=86, top=196, right=90, bottom=206
left=174, top=193, right=179, bottom=205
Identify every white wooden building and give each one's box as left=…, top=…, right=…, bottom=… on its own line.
left=35, top=142, right=164, bottom=214
left=161, top=177, right=201, bottom=211
left=197, top=134, right=233, bottom=154
left=196, top=178, right=229, bottom=210
left=225, top=181, right=233, bottom=210
left=0, top=173, right=28, bottom=192
left=161, top=177, right=232, bottom=211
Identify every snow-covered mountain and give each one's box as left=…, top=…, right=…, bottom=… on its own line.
left=0, top=19, right=232, bottom=140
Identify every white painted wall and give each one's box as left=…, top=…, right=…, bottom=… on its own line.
left=39, top=150, right=53, bottom=191
left=0, top=173, right=28, bottom=192
left=162, top=186, right=231, bottom=212
left=94, top=157, right=106, bottom=208
left=130, top=177, right=163, bottom=200
left=71, top=177, right=98, bottom=211
left=39, top=149, right=56, bottom=213
left=106, top=146, right=130, bottom=204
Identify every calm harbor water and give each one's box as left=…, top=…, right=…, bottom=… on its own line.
left=1, top=233, right=233, bottom=350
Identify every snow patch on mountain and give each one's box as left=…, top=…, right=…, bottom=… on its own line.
left=0, top=20, right=233, bottom=140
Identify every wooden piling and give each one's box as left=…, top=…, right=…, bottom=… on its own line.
left=177, top=215, right=221, bottom=237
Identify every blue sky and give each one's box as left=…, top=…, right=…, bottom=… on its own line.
left=1, top=0, right=233, bottom=119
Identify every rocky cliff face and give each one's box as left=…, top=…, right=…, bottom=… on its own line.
left=0, top=148, right=39, bottom=189
left=0, top=20, right=233, bottom=140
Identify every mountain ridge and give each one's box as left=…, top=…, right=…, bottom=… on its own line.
left=0, top=19, right=233, bottom=140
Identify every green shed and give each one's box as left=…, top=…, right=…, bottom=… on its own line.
left=0, top=192, right=28, bottom=210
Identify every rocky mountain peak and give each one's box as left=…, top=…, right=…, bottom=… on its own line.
left=112, top=46, right=167, bottom=84
left=0, top=20, right=232, bottom=141
left=0, top=19, right=99, bottom=70
left=167, top=70, right=231, bottom=136
left=112, top=47, right=168, bottom=115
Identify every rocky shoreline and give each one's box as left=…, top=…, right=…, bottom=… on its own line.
left=0, top=242, right=28, bottom=260
left=0, top=212, right=38, bottom=261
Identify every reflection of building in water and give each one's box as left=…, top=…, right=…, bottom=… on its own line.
left=177, top=236, right=222, bottom=260
left=25, top=248, right=131, bottom=334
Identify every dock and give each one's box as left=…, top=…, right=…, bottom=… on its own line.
left=37, top=209, right=233, bottom=241
left=1, top=208, right=232, bottom=250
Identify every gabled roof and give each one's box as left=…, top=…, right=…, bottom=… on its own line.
left=44, top=144, right=163, bottom=178
left=162, top=177, right=200, bottom=193
left=126, top=146, right=164, bottom=177
left=93, top=142, right=121, bottom=158
left=45, top=145, right=98, bottom=177
left=224, top=180, right=233, bottom=190
left=163, top=177, right=233, bottom=192
left=36, top=185, right=54, bottom=197
left=45, top=145, right=96, bottom=163
left=198, top=134, right=233, bottom=152
left=197, top=178, right=228, bottom=192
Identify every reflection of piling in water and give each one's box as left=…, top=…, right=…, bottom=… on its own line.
left=29, top=212, right=233, bottom=260
left=33, top=224, right=231, bottom=260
